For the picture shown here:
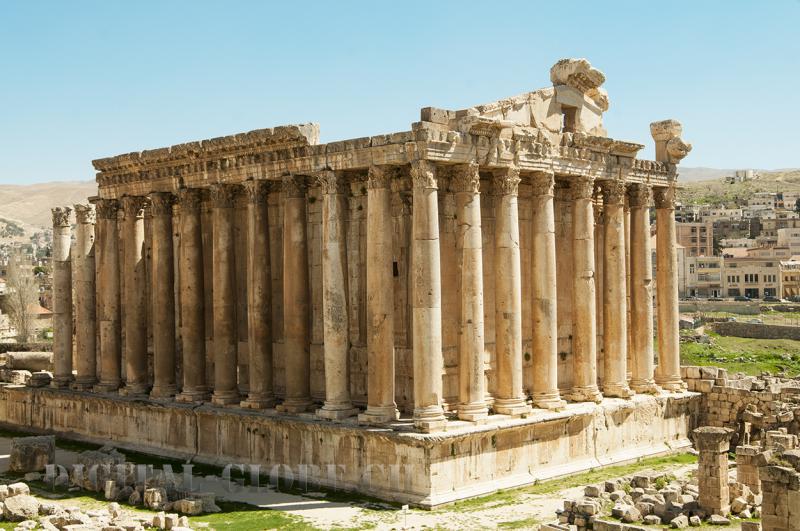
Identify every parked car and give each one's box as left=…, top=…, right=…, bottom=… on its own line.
left=708, top=297, right=723, bottom=301
left=747, top=318, right=764, bottom=324
left=734, top=295, right=752, bottom=302
left=763, top=296, right=781, bottom=303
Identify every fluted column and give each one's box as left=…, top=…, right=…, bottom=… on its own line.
left=567, top=176, right=602, bottom=403
left=149, top=192, right=177, bottom=399
left=628, top=184, right=660, bottom=394
left=51, top=207, right=73, bottom=388
left=359, top=165, right=399, bottom=424
left=280, top=175, right=313, bottom=413
left=95, top=199, right=122, bottom=392
left=175, top=188, right=209, bottom=403
left=72, top=204, right=97, bottom=390
left=654, top=185, right=686, bottom=392
left=601, top=181, right=634, bottom=398
left=317, top=171, right=358, bottom=420
left=240, top=181, right=276, bottom=409
left=450, top=163, right=489, bottom=421
left=492, top=166, right=530, bottom=416
left=210, top=184, right=240, bottom=406
left=120, top=196, right=149, bottom=396
left=530, top=172, right=565, bottom=409
left=410, top=160, right=446, bottom=432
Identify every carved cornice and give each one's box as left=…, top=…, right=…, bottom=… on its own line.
left=95, top=199, right=119, bottom=220
left=601, top=180, right=627, bottom=205
left=120, top=196, right=148, bottom=219
left=282, top=174, right=308, bottom=198
left=316, top=171, right=348, bottom=195
left=530, top=171, right=555, bottom=198
left=411, top=160, right=437, bottom=190
left=653, top=186, right=677, bottom=210
left=571, top=176, right=595, bottom=200
left=627, top=183, right=651, bottom=208
left=209, top=183, right=240, bottom=207
left=149, top=192, right=175, bottom=216
left=242, top=180, right=271, bottom=204
left=450, top=163, right=480, bottom=194
left=51, top=207, right=72, bottom=228
left=367, top=165, right=394, bottom=190
left=492, top=166, right=521, bottom=196
left=177, top=188, right=205, bottom=211
left=74, top=204, right=96, bottom=225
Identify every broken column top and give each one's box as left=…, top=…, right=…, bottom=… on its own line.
left=694, top=426, right=734, bottom=452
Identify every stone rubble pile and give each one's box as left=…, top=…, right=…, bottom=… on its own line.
left=0, top=352, right=54, bottom=387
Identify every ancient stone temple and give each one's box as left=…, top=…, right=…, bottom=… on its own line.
left=2, top=58, right=699, bottom=506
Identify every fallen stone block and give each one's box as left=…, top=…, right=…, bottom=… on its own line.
left=6, top=351, right=53, bottom=371
left=709, top=514, right=730, bottom=525
left=8, top=483, right=30, bottom=496
left=2, top=494, right=40, bottom=521
left=670, top=514, right=689, bottom=529
left=172, top=498, right=203, bottom=516
left=9, top=436, right=55, bottom=473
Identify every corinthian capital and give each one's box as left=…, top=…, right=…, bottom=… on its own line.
left=570, top=176, right=595, bottom=200
left=177, top=188, right=205, bottom=211
left=51, top=207, right=72, bottom=228
left=316, top=171, right=348, bottom=195
left=149, top=192, right=175, bottom=216
left=627, top=183, right=651, bottom=208
left=492, top=166, right=520, bottom=196
left=74, top=203, right=96, bottom=225
left=410, top=160, right=437, bottom=190
left=653, top=186, right=677, bottom=210
left=601, top=180, right=627, bottom=205
left=95, top=199, right=119, bottom=220
left=282, top=174, right=308, bottom=198
left=120, top=196, right=148, bottom=219
left=209, top=183, right=240, bottom=208
left=367, top=165, right=394, bottom=190
left=242, top=180, right=270, bottom=204
left=450, top=163, right=481, bottom=194
left=530, top=171, right=555, bottom=197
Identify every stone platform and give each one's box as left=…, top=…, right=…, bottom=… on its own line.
left=0, top=385, right=700, bottom=508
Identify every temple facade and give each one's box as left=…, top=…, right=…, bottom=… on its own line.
left=26, top=59, right=699, bottom=505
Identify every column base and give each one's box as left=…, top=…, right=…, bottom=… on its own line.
left=531, top=391, right=567, bottom=410
left=316, top=403, right=360, bottom=421
left=150, top=384, right=178, bottom=399
left=565, top=385, right=603, bottom=403
left=493, top=398, right=531, bottom=417
left=240, top=394, right=276, bottom=409
left=93, top=381, right=121, bottom=393
left=50, top=376, right=73, bottom=389
left=457, top=402, right=489, bottom=422
left=358, top=405, right=400, bottom=425
left=119, top=383, right=150, bottom=397
left=277, top=398, right=313, bottom=414
left=655, top=377, right=687, bottom=393
left=175, top=388, right=210, bottom=403
left=211, top=390, right=241, bottom=406
left=630, top=379, right=661, bottom=394
left=603, top=382, right=635, bottom=398
left=71, top=378, right=97, bottom=391
left=413, top=405, right=447, bottom=433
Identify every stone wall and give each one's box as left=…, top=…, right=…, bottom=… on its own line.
left=678, top=301, right=759, bottom=315
left=711, top=321, right=800, bottom=341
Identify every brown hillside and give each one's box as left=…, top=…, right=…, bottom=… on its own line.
left=0, top=181, right=97, bottom=230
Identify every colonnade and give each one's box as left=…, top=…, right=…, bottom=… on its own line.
left=51, top=163, right=685, bottom=432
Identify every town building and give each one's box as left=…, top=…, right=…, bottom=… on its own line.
left=676, top=221, right=714, bottom=256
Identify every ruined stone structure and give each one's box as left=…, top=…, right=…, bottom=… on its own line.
left=1, top=59, right=699, bottom=506
left=694, top=426, right=734, bottom=516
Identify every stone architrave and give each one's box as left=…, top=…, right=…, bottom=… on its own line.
left=530, top=172, right=565, bottom=409
left=120, top=195, right=149, bottom=396
left=72, top=204, right=97, bottom=390
left=94, top=199, right=122, bottom=393
left=51, top=207, right=73, bottom=388
left=410, top=160, right=446, bottom=432
left=317, top=171, right=358, bottom=420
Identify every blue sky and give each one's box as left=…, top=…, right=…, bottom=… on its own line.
left=1, top=1, right=798, bottom=184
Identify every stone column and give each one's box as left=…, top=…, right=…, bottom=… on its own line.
left=51, top=207, right=73, bottom=388
left=210, top=184, right=240, bottom=406
left=149, top=192, right=177, bottom=398
left=120, top=196, right=149, bottom=395
left=72, top=204, right=97, bottom=390
left=175, top=188, right=209, bottom=403
left=760, top=461, right=800, bottom=530
left=601, top=181, right=634, bottom=398
left=530, top=172, right=565, bottom=409
left=654, top=185, right=686, bottom=392
left=359, top=165, right=399, bottom=424
left=628, top=184, right=659, bottom=394
left=450, top=163, right=489, bottom=421
left=410, top=160, right=446, bottom=432
left=317, top=171, right=358, bottom=420
left=94, top=199, right=122, bottom=392
left=567, top=176, right=602, bottom=403
left=694, top=426, right=734, bottom=516
left=239, top=181, right=275, bottom=409
left=735, top=445, right=762, bottom=495
left=280, top=175, right=313, bottom=413
left=492, top=166, right=529, bottom=416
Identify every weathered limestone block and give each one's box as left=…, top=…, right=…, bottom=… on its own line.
left=550, top=58, right=606, bottom=93
left=2, top=494, right=40, bottom=521
left=9, top=436, right=55, bottom=473
left=5, top=352, right=53, bottom=371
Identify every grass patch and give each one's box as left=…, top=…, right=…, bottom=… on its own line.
left=497, top=516, right=540, bottom=529
left=188, top=501, right=315, bottom=531
left=681, top=332, right=800, bottom=376
left=440, top=453, right=696, bottom=512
